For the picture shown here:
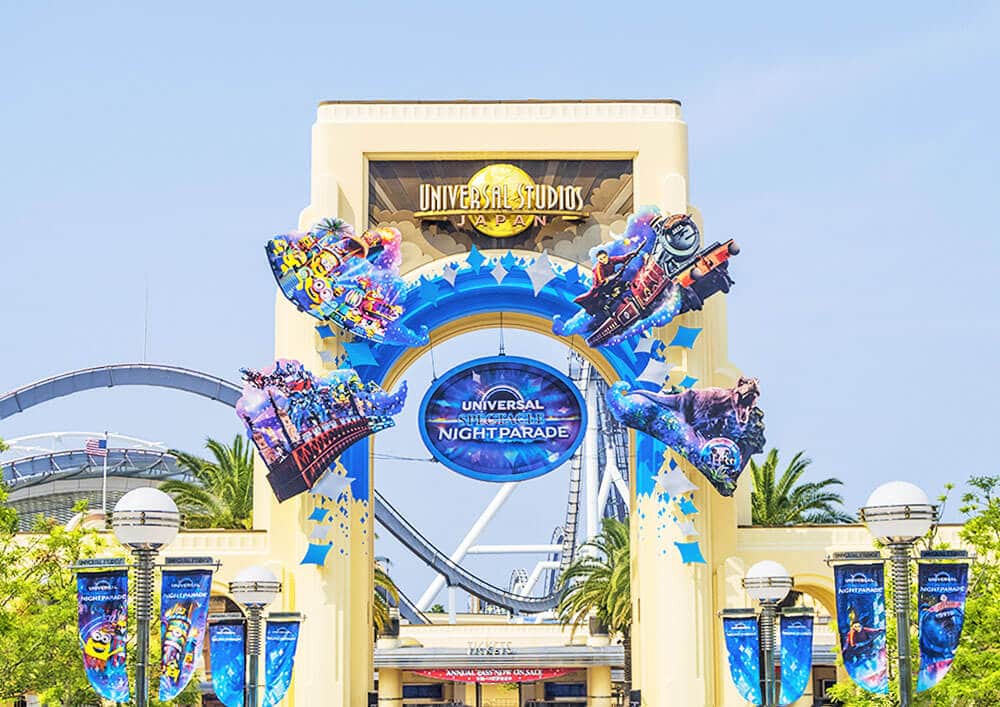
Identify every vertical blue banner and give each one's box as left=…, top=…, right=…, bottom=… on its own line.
left=76, top=569, right=130, bottom=702
left=834, top=563, right=888, bottom=694
left=209, top=620, right=246, bottom=707
left=779, top=614, right=813, bottom=705
left=262, top=620, right=301, bottom=707
left=723, top=615, right=762, bottom=705
left=917, top=562, right=969, bottom=692
left=158, top=568, right=213, bottom=701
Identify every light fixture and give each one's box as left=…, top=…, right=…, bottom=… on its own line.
left=230, top=565, right=282, bottom=607
left=860, top=480, right=937, bottom=543
left=743, top=560, right=793, bottom=603
left=743, top=560, right=793, bottom=707
left=111, top=486, right=181, bottom=548
left=111, top=486, right=181, bottom=707
left=230, top=565, right=282, bottom=707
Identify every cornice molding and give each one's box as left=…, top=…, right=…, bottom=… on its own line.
left=317, top=100, right=683, bottom=124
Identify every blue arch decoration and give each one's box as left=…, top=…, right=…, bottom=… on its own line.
left=332, top=248, right=655, bottom=498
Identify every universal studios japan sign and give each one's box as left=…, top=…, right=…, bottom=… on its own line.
left=419, top=356, right=587, bottom=482
left=415, top=163, right=588, bottom=237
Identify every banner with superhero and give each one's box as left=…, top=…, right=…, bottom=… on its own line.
left=722, top=615, right=762, bottom=705
left=76, top=569, right=130, bottom=702
left=209, top=619, right=245, bottom=707
left=606, top=376, right=765, bottom=495
left=552, top=208, right=739, bottom=347
left=779, top=613, right=814, bottom=705
left=237, top=359, right=406, bottom=501
left=834, top=564, right=888, bottom=694
left=917, top=562, right=969, bottom=692
left=267, top=218, right=428, bottom=346
left=262, top=619, right=301, bottom=707
left=158, top=569, right=213, bottom=701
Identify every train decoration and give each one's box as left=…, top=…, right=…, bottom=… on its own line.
left=553, top=208, right=738, bottom=347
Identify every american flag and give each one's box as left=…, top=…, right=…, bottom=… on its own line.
left=85, top=438, right=108, bottom=457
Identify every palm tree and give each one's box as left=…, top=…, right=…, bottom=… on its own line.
left=750, top=449, right=854, bottom=525
left=557, top=517, right=632, bottom=697
left=161, top=436, right=254, bottom=529
left=373, top=562, right=400, bottom=635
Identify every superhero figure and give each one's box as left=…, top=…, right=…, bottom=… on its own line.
left=574, top=247, right=646, bottom=315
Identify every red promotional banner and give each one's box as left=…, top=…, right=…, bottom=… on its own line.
left=411, top=668, right=571, bottom=684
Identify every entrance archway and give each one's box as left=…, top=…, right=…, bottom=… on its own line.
left=339, top=250, right=654, bottom=502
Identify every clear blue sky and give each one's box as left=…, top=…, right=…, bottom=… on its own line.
left=2, top=2, right=998, bottom=598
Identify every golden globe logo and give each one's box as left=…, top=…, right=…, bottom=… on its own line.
left=415, top=163, right=587, bottom=237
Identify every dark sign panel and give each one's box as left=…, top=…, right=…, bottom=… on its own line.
left=368, top=159, right=633, bottom=265
left=419, top=356, right=586, bottom=482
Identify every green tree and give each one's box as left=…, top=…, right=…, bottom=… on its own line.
left=750, top=449, right=854, bottom=525
left=0, top=498, right=100, bottom=704
left=162, top=435, right=254, bottom=529
left=427, top=604, right=446, bottom=614
left=373, top=562, right=400, bottom=635
left=557, top=517, right=632, bottom=697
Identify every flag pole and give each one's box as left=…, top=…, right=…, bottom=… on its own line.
left=101, top=430, right=109, bottom=516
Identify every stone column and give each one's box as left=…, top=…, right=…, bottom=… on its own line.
left=377, top=667, right=402, bottom=706
left=587, top=665, right=613, bottom=707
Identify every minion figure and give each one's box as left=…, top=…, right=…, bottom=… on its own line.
left=161, top=603, right=194, bottom=682
left=81, top=620, right=125, bottom=671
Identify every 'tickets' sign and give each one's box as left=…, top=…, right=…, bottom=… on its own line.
left=419, top=356, right=586, bottom=482
left=412, top=668, right=571, bottom=684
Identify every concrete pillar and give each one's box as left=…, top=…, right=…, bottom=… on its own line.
left=461, top=681, right=478, bottom=706
left=587, top=665, right=613, bottom=707
left=377, top=667, right=402, bottom=706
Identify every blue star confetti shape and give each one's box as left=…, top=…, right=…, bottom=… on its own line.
left=668, top=326, right=702, bottom=349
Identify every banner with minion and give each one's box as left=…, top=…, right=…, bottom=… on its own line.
left=158, top=568, right=213, bottom=701
left=266, top=218, right=428, bottom=346
left=779, top=613, right=814, bottom=706
left=237, top=359, right=407, bottom=502
left=722, top=614, right=762, bottom=705
left=209, top=618, right=246, bottom=707
left=834, top=564, right=888, bottom=694
left=76, top=569, right=130, bottom=702
left=917, top=562, right=969, bottom=692
left=262, top=618, right=301, bottom=707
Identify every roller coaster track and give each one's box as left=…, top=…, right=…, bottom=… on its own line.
left=1, top=364, right=563, bottom=615
left=0, top=364, right=241, bottom=420
left=374, top=490, right=560, bottom=614
left=2, top=448, right=187, bottom=490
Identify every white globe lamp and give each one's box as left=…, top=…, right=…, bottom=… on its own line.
left=111, top=487, right=181, bottom=548
left=230, top=565, right=282, bottom=607
left=743, top=560, right=793, bottom=603
left=860, top=481, right=937, bottom=543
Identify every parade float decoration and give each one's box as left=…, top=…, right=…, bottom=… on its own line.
left=236, top=359, right=406, bottom=502
left=266, top=218, right=428, bottom=346
left=552, top=208, right=738, bottom=348
left=607, top=375, right=765, bottom=496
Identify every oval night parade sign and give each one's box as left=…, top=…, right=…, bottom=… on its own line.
left=419, top=356, right=587, bottom=482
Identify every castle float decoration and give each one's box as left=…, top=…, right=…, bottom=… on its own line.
left=237, top=359, right=407, bottom=501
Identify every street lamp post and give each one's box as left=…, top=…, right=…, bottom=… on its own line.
left=859, top=481, right=938, bottom=707
left=743, top=560, right=793, bottom=707
left=111, top=487, right=181, bottom=707
left=230, top=565, right=282, bottom=707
